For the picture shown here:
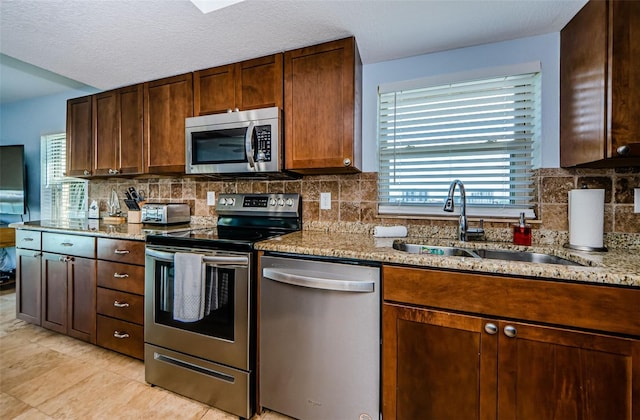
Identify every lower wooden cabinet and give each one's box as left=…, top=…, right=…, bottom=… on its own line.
left=15, top=248, right=42, bottom=324
left=96, top=238, right=145, bottom=359
left=41, top=252, right=96, bottom=343
left=96, top=315, right=144, bottom=360
left=382, top=266, right=640, bottom=420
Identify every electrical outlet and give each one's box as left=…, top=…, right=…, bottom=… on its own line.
left=207, top=191, right=216, bottom=206
left=635, top=188, right=640, bottom=213
left=320, top=192, right=331, bottom=210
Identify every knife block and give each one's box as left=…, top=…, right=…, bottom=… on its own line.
left=128, top=210, right=142, bottom=224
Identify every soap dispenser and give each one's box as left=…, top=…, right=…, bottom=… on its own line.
left=513, top=212, right=532, bottom=246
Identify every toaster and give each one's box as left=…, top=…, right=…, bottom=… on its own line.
left=141, top=203, right=190, bottom=225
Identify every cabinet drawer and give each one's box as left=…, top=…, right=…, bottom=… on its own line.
left=42, top=232, right=95, bottom=258
left=97, top=260, right=145, bottom=295
left=15, top=230, right=42, bottom=250
left=97, top=315, right=144, bottom=360
left=383, top=265, right=640, bottom=337
left=97, top=238, right=145, bottom=265
left=97, top=287, right=144, bottom=324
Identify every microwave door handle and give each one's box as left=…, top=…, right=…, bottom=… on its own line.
left=245, top=121, right=256, bottom=169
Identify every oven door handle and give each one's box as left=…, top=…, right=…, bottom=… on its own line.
left=263, top=268, right=374, bottom=293
left=146, top=248, right=249, bottom=265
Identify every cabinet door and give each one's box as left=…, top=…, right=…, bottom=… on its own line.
left=193, top=64, right=236, bottom=116
left=93, top=90, right=120, bottom=176
left=41, top=253, right=68, bottom=334
left=236, top=54, right=283, bottom=111
left=284, top=37, right=362, bottom=173
left=118, top=84, right=144, bottom=175
left=66, top=96, right=93, bottom=177
left=67, top=256, right=96, bottom=343
left=383, top=303, right=498, bottom=420
left=497, top=321, right=639, bottom=420
left=608, top=0, right=640, bottom=162
left=560, top=0, right=640, bottom=167
left=144, top=73, right=193, bottom=174
left=15, top=248, right=42, bottom=325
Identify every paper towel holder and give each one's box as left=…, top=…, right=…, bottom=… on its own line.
left=563, top=243, right=607, bottom=252
left=565, top=184, right=608, bottom=252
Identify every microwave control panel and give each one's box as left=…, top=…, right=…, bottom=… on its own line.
left=256, top=125, right=271, bottom=162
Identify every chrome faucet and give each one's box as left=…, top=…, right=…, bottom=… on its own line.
left=443, top=179, right=484, bottom=241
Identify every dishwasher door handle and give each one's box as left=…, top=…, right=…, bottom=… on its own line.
left=262, top=268, right=374, bottom=292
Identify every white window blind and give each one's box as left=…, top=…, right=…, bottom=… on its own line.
left=41, top=134, right=87, bottom=220
left=378, top=64, right=540, bottom=218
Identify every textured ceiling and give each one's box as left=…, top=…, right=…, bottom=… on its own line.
left=0, top=0, right=587, bottom=104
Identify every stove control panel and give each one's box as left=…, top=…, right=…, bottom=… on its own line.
left=216, top=193, right=301, bottom=216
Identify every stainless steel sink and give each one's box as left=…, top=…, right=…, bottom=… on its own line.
left=392, top=242, right=583, bottom=266
left=471, top=249, right=582, bottom=266
left=392, top=243, right=476, bottom=257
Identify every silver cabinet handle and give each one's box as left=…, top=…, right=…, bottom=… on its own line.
left=61, top=242, right=74, bottom=247
left=343, top=158, right=352, bottom=167
left=59, top=256, right=74, bottom=263
left=113, top=273, right=129, bottom=278
left=113, top=331, right=130, bottom=339
left=23, top=237, right=34, bottom=242
left=263, top=268, right=374, bottom=293
left=113, top=301, right=130, bottom=308
left=114, top=249, right=130, bottom=255
left=33, top=252, right=42, bottom=258
left=83, top=169, right=90, bottom=176
left=108, top=168, right=119, bottom=175
left=484, top=323, right=497, bottom=335
left=504, top=325, right=517, bottom=338
left=617, top=145, right=630, bottom=156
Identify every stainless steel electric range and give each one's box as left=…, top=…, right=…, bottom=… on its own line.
left=144, top=193, right=301, bottom=419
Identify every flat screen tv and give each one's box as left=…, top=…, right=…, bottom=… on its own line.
left=0, top=145, right=27, bottom=215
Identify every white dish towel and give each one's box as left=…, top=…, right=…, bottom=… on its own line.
left=173, top=252, right=205, bottom=322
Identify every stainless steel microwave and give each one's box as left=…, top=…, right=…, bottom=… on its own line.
left=185, top=107, right=287, bottom=177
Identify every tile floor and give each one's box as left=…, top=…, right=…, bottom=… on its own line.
left=0, top=287, right=290, bottom=420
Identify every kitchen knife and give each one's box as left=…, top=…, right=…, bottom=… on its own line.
left=128, top=187, right=140, bottom=201
left=125, top=191, right=133, bottom=200
left=124, top=199, right=140, bottom=210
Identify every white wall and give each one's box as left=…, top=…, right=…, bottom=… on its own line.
left=361, top=32, right=560, bottom=172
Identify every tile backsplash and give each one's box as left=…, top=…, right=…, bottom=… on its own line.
left=88, top=167, right=639, bottom=248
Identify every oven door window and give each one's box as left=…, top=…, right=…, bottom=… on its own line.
left=191, top=127, right=248, bottom=164
left=154, top=261, right=235, bottom=341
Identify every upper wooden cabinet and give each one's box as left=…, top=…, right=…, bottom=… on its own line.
left=284, top=37, right=362, bottom=174
left=66, top=95, right=93, bottom=177
left=193, top=54, right=283, bottom=116
left=144, top=73, right=193, bottom=174
left=93, top=84, right=144, bottom=176
left=560, top=0, right=640, bottom=167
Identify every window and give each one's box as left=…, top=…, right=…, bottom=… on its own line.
left=377, top=62, right=540, bottom=218
left=40, top=133, right=87, bottom=219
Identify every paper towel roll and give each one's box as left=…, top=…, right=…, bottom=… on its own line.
left=373, top=225, right=408, bottom=238
left=568, top=189, right=604, bottom=249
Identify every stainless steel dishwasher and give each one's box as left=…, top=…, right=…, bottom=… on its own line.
left=259, top=255, right=380, bottom=420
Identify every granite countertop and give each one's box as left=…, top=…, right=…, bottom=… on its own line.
left=10, top=219, right=194, bottom=241
left=255, top=230, right=640, bottom=288
left=11, top=220, right=640, bottom=288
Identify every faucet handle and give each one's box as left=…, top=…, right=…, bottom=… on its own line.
left=466, top=219, right=485, bottom=240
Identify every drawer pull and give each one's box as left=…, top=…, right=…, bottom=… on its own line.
left=504, top=325, right=517, bottom=338
left=33, top=252, right=42, bottom=258
left=113, top=273, right=129, bottom=279
left=59, top=256, right=74, bottom=263
left=61, top=242, right=74, bottom=247
left=113, top=331, right=130, bottom=339
left=484, top=323, right=497, bottom=335
left=113, top=300, right=130, bottom=308
left=114, top=249, right=130, bottom=255
left=23, top=237, right=34, bottom=242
